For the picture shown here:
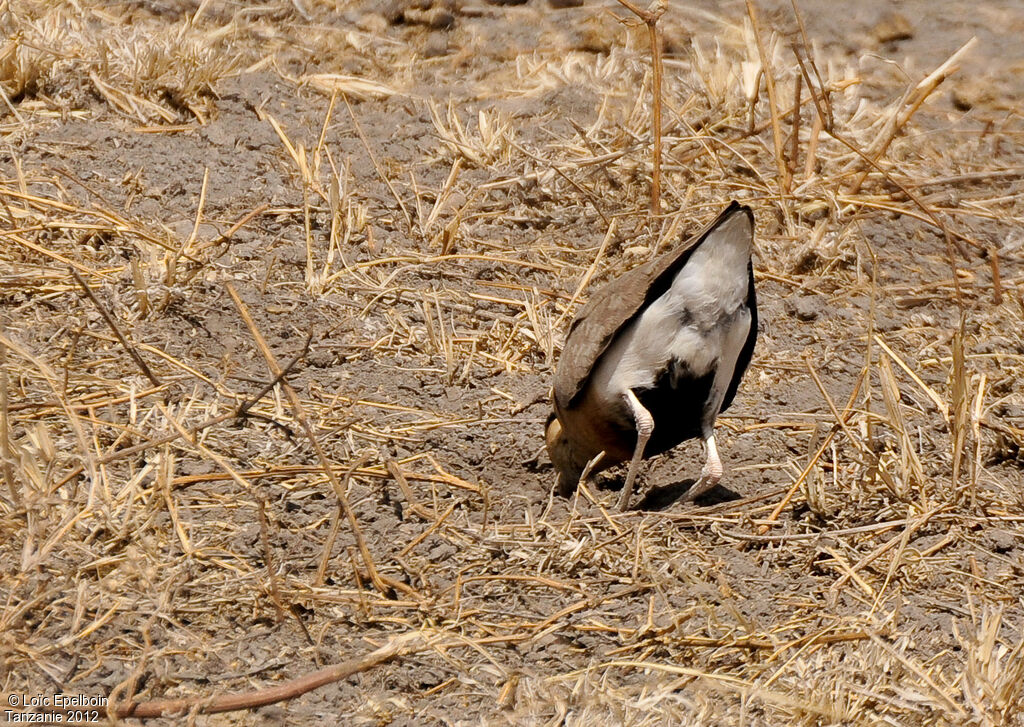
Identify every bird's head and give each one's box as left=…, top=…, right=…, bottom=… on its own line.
left=545, top=412, right=589, bottom=496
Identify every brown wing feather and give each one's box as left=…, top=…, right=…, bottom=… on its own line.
left=553, top=201, right=752, bottom=412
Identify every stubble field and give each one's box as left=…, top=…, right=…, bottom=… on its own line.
left=2, top=0, right=1024, bottom=724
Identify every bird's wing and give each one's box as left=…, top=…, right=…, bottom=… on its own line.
left=553, top=262, right=652, bottom=412
left=719, top=262, right=758, bottom=413
left=554, top=201, right=752, bottom=412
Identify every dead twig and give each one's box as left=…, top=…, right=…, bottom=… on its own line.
left=70, top=268, right=161, bottom=388
left=113, top=632, right=430, bottom=718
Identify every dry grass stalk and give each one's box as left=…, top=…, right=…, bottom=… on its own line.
left=848, top=38, right=978, bottom=195
left=956, top=608, right=1024, bottom=726
left=70, top=268, right=161, bottom=388
left=746, top=0, right=790, bottom=196
left=302, top=73, right=400, bottom=100
left=225, top=283, right=413, bottom=599
left=760, top=368, right=865, bottom=533
left=345, top=94, right=413, bottom=233
left=613, top=0, right=666, bottom=215
left=877, top=354, right=924, bottom=497
left=0, top=335, right=19, bottom=507
left=950, top=323, right=970, bottom=500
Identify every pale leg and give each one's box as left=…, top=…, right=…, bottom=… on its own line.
left=681, top=431, right=723, bottom=503
left=618, top=389, right=654, bottom=511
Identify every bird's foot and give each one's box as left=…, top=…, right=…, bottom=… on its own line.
left=680, top=460, right=723, bottom=503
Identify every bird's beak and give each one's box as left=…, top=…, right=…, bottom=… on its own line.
left=544, top=414, right=563, bottom=453
left=545, top=415, right=580, bottom=496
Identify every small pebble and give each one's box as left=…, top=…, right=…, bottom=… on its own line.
left=786, top=295, right=823, bottom=322
left=870, top=11, right=913, bottom=44
left=423, top=34, right=449, bottom=57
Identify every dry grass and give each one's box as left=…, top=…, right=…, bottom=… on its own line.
left=1, top=1, right=248, bottom=124
left=1, top=1, right=1023, bottom=725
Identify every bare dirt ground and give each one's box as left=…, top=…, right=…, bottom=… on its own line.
left=2, top=1, right=1024, bottom=724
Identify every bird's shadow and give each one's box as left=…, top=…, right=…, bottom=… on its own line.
left=633, top=478, right=742, bottom=511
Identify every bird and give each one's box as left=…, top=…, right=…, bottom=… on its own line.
left=546, top=201, right=758, bottom=511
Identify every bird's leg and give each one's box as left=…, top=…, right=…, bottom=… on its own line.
left=618, top=389, right=654, bottom=511
left=681, top=430, right=723, bottom=503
